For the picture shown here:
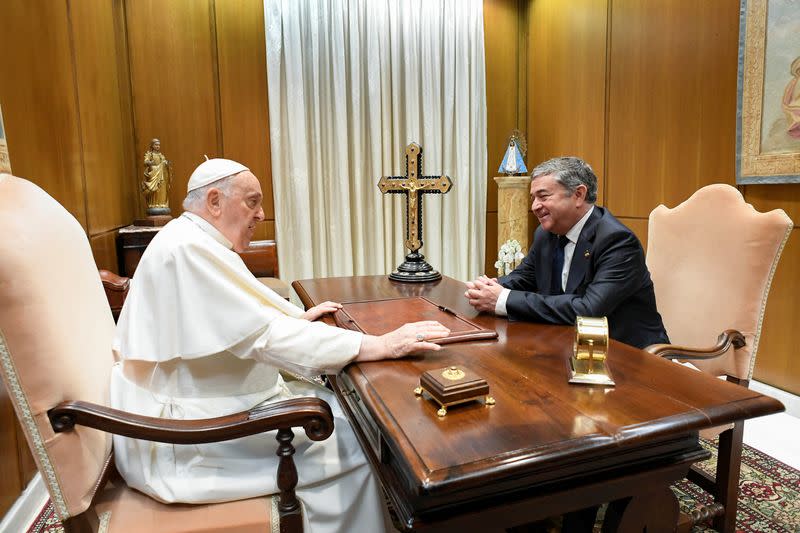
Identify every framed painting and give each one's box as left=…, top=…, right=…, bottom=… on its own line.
left=737, top=0, right=800, bottom=184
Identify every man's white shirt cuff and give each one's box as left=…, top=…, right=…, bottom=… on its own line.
left=495, top=288, right=510, bottom=316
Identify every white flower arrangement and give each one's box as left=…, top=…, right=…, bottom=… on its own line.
left=494, top=239, right=525, bottom=276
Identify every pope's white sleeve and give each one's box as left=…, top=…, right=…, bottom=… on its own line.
left=228, top=315, right=363, bottom=377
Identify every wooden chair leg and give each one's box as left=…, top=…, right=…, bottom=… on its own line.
left=61, top=510, right=98, bottom=533
left=713, top=421, right=744, bottom=533
left=276, top=428, right=303, bottom=533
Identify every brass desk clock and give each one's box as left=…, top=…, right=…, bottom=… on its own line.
left=569, top=316, right=615, bottom=386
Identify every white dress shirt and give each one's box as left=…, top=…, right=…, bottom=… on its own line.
left=495, top=206, right=595, bottom=316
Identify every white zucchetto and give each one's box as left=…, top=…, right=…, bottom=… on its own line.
left=187, top=158, right=249, bottom=192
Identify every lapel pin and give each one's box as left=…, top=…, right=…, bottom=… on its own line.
left=584, top=250, right=590, bottom=258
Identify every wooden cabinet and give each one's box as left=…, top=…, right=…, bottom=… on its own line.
left=116, top=227, right=289, bottom=299
left=116, top=225, right=161, bottom=277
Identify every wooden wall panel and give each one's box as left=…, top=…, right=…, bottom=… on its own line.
left=744, top=184, right=800, bottom=228
left=485, top=211, right=499, bottom=276
left=70, top=0, right=137, bottom=235
left=0, top=0, right=86, bottom=228
left=484, top=0, right=523, bottom=274
left=752, top=230, right=800, bottom=391
left=125, top=0, right=220, bottom=213
left=215, top=0, right=275, bottom=223
left=91, top=231, right=121, bottom=273
left=617, top=217, right=648, bottom=251
left=254, top=220, right=276, bottom=241
left=605, top=0, right=739, bottom=217
left=0, top=381, right=22, bottom=516
left=527, top=0, right=607, bottom=201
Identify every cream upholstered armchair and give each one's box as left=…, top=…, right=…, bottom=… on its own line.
left=0, top=174, right=332, bottom=533
left=645, top=184, right=792, bottom=533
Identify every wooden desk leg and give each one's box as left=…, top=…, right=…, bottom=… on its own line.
left=562, top=506, right=600, bottom=533
left=713, top=421, right=744, bottom=533
left=601, top=486, right=678, bottom=533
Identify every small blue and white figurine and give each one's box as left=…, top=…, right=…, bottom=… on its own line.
left=498, top=138, right=527, bottom=175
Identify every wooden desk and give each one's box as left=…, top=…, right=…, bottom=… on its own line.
left=292, top=276, right=783, bottom=532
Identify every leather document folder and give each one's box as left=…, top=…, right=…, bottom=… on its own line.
left=333, top=296, right=498, bottom=344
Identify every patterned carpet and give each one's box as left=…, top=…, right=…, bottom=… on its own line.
left=27, top=439, right=799, bottom=533
left=670, top=438, right=800, bottom=533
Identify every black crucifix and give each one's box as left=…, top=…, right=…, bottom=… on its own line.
left=378, top=142, right=452, bottom=282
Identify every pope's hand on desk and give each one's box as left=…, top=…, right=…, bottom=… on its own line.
left=357, top=321, right=451, bottom=362
left=301, top=301, right=343, bottom=321
left=464, top=275, right=502, bottom=313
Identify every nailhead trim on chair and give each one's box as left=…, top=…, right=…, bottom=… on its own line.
left=270, top=495, right=280, bottom=533
left=747, top=220, right=793, bottom=380
left=0, top=330, right=69, bottom=520
left=98, top=511, right=111, bottom=533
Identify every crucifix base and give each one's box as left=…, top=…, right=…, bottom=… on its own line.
left=389, top=251, right=442, bottom=283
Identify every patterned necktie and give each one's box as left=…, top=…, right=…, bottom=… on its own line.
left=551, top=235, right=569, bottom=294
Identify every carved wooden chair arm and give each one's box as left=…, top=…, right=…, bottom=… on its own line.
left=48, top=397, right=334, bottom=444
left=50, top=397, right=333, bottom=530
left=99, top=269, right=130, bottom=291
left=98, top=269, right=130, bottom=320
left=644, top=329, right=746, bottom=360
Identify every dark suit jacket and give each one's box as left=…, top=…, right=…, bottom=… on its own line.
left=499, top=206, right=669, bottom=349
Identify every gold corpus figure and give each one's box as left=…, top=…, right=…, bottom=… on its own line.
left=399, top=177, right=441, bottom=251
left=142, top=138, right=171, bottom=213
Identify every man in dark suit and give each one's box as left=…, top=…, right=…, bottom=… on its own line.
left=466, top=156, right=668, bottom=349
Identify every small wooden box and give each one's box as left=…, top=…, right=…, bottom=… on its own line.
left=415, top=366, right=494, bottom=417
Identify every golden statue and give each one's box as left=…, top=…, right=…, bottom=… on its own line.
left=142, top=138, right=171, bottom=216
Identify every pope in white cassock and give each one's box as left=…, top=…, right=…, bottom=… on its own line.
left=110, top=158, right=450, bottom=533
